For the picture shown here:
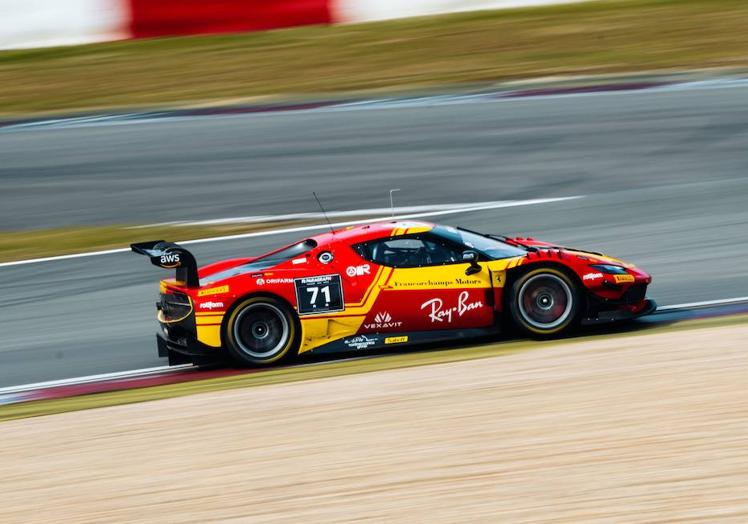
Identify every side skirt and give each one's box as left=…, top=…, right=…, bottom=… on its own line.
left=309, top=326, right=502, bottom=355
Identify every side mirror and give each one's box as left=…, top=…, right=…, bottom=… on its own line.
left=462, top=250, right=482, bottom=276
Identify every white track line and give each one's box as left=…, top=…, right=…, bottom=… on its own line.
left=655, top=296, right=748, bottom=311
left=0, top=196, right=581, bottom=268
left=137, top=202, right=523, bottom=228
left=2, top=296, right=746, bottom=396
left=6, top=79, right=748, bottom=132
left=0, top=365, right=193, bottom=395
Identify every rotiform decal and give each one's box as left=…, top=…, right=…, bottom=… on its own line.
left=199, top=301, right=224, bottom=310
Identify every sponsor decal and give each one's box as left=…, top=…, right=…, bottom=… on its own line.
left=344, top=335, right=378, bottom=350
left=257, top=277, right=294, bottom=286
left=614, top=274, right=635, bottom=284
left=160, top=253, right=181, bottom=266
left=455, top=278, right=483, bottom=286
left=346, top=264, right=371, bottom=277
left=199, top=301, right=224, bottom=310
left=384, top=336, right=408, bottom=345
left=198, top=285, right=229, bottom=297
left=363, top=311, right=403, bottom=330
left=295, top=274, right=345, bottom=315
left=421, top=291, right=484, bottom=323
left=583, top=272, right=604, bottom=281
left=300, top=274, right=337, bottom=285
left=292, top=257, right=306, bottom=265
left=393, top=278, right=482, bottom=288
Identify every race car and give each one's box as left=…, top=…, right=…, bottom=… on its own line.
left=132, top=221, right=656, bottom=366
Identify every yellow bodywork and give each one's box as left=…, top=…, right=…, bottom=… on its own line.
left=297, top=256, right=524, bottom=354
left=195, top=312, right=224, bottom=347
left=186, top=222, right=548, bottom=352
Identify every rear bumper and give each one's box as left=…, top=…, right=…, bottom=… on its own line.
left=156, top=326, right=219, bottom=365
left=156, top=289, right=223, bottom=364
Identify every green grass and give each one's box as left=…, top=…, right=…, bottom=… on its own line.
left=1, top=0, right=748, bottom=115
left=2, top=313, right=745, bottom=422
left=0, top=221, right=323, bottom=262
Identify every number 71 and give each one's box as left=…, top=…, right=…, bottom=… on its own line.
left=306, top=285, right=331, bottom=305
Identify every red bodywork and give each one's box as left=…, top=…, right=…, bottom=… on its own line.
left=148, top=221, right=653, bottom=360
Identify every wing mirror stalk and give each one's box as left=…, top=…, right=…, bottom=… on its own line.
left=462, top=250, right=482, bottom=276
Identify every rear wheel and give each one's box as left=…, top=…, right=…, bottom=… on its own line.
left=225, top=296, right=299, bottom=366
left=509, top=268, right=580, bottom=337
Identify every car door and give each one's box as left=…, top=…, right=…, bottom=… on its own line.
left=356, top=235, right=495, bottom=333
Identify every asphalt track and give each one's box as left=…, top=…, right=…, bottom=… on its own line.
left=1, top=83, right=747, bottom=387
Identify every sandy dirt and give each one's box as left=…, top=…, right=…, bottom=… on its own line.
left=1, top=324, right=747, bottom=523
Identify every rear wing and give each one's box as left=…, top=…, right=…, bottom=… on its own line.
left=131, top=240, right=199, bottom=288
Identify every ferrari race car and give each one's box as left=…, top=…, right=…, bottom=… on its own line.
left=132, top=221, right=656, bottom=366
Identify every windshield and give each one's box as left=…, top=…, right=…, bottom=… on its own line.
left=201, top=239, right=317, bottom=284
left=432, top=226, right=526, bottom=260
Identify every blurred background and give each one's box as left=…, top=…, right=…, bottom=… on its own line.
left=2, top=1, right=748, bottom=522
left=1, top=0, right=747, bottom=383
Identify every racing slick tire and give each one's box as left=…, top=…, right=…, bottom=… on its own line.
left=224, top=296, right=300, bottom=366
left=508, top=267, right=581, bottom=338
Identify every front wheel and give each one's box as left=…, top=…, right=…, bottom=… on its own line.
left=224, top=296, right=299, bottom=366
left=509, top=268, right=580, bottom=337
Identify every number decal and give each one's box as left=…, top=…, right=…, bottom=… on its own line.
left=306, top=286, right=319, bottom=304
left=295, top=275, right=344, bottom=315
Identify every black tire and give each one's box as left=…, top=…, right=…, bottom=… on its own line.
left=509, top=267, right=580, bottom=337
left=224, top=296, right=299, bottom=366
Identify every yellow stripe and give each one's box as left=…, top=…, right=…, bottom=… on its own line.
left=402, top=226, right=431, bottom=234
left=196, top=325, right=222, bottom=347
left=196, top=315, right=224, bottom=326
left=298, top=267, right=394, bottom=352
left=345, top=265, right=385, bottom=308
left=299, top=315, right=367, bottom=354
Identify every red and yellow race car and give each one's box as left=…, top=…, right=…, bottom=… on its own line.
left=132, top=221, right=655, bottom=366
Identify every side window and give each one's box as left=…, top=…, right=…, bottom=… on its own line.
left=355, top=236, right=461, bottom=268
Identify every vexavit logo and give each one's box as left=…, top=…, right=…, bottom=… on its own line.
left=363, top=311, right=403, bottom=330
left=375, top=312, right=391, bottom=324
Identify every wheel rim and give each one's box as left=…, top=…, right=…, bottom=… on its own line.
left=233, top=303, right=290, bottom=359
left=518, top=274, right=574, bottom=330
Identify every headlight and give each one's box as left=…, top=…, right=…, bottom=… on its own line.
left=589, top=264, right=628, bottom=275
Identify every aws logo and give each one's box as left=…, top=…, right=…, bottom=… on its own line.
left=159, top=253, right=181, bottom=267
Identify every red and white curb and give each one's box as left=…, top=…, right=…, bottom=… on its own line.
left=1, top=297, right=746, bottom=407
